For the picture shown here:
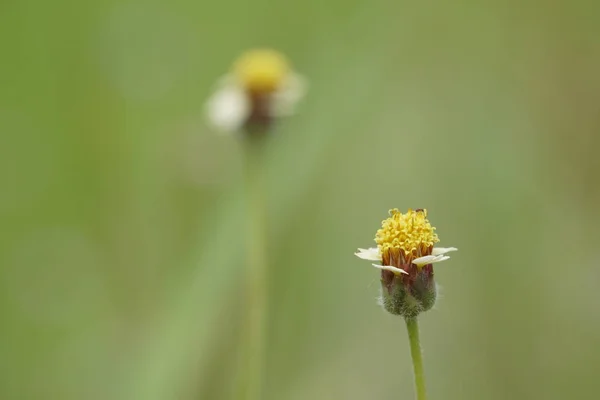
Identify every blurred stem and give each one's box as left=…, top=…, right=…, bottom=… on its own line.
left=405, top=317, right=427, bottom=400
left=236, top=138, right=268, bottom=400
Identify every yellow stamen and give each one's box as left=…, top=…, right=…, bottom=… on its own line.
left=375, top=209, right=439, bottom=265
left=233, top=49, right=290, bottom=94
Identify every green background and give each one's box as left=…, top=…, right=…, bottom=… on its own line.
left=2, top=0, right=600, bottom=399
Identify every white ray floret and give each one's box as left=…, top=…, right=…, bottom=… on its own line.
left=354, top=247, right=382, bottom=261
left=412, top=254, right=451, bottom=267
left=205, top=83, right=250, bottom=133
left=431, top=247, right=458, bottom=256
left=372, top=264, right=408, bottom=275
left=270, top=74, right=307, bottom=117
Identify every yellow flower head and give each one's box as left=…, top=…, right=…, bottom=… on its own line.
left=375, top=208, right=439, bottom=266
left=355, top=208, right=456, bottom=316
left=233, top=49, right=291, bottom=94
left=206, top=48, right=306, bottom=133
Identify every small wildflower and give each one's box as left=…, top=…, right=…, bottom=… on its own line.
left=355, top=209, right=457, bottom=318
left=205, top=48, right=306, bottom=135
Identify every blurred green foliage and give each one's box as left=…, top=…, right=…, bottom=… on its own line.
left=1, top=0, right=600, bottom=399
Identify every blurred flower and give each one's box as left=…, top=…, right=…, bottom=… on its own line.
left=205, top=49, right=306, bottom=134
left=355, top=209, right=457, bottom=317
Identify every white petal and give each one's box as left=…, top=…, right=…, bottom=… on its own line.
left=354, top=247, right=382, bottom=261
left=205, top=83, right=250, bottom=133
left=271, top=73, right=307, bottom=117
left=372, top=264, right=408, bottom=275
left=431, top=247, right=458, bottom=256
left=412, top=255, right=450, bottom=267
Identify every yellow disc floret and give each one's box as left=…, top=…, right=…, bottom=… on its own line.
left=233, top=49, right=290, bottom=94
left=375, top=209, right=439, bottom=264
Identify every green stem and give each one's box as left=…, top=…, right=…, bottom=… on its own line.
left=236, top=139, right=268, bottom=400
left=405, top=317, right=427, bottom=400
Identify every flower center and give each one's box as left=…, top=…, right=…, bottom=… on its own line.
left=233, top=49, right=290, bottom=94
left=375, top=208, right=439, bottom=266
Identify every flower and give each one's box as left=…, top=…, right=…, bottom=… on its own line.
left=205, top=48, right=306, bottom=135
left=355, top=208, right=457, bottom=317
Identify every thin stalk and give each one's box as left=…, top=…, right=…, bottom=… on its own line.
left=405, top=317, right=427, bottom=400
left=236, top=139, right=268, bottom=400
